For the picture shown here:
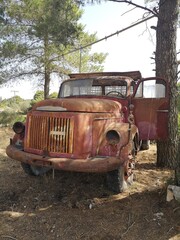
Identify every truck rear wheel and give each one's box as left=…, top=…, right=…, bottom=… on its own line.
left=140, top=140, right=150, bottom=150
left=21, top=163, right=51, bottom=176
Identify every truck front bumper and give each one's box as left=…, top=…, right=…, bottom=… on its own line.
left=6, top=144, right=123, bottom=173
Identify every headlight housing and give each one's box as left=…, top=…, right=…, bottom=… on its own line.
left=13, top=122, right=25, bottom=134
left=106, top=130, right=120, bottom=145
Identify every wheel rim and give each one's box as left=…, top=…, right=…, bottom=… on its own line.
left=124, top=141, right=135, bottom=183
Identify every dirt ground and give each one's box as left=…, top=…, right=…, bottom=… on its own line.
left=0, top=127, right=180, bottom=240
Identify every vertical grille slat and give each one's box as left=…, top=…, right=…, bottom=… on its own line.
left=27, top=115, right=74, bottom=154
left=64, top=118, right=68, bottom=153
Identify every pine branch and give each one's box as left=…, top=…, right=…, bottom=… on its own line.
left=108, top=0, right=158, bottom=16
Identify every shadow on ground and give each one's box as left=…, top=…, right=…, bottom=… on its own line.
left=0, top=128, right=180, bottom=240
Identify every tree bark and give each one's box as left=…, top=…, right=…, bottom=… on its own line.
left=156, top=0, right=179, bottom=169
left=44, top=33, right=51, bottom=99
left=44, top=66, right=50, bottom=99
left=175, top=153, right=180, bottom=186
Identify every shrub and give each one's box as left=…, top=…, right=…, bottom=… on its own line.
left=0, top=109, right=26, bottom=126
left=19, top=100, right=31, bottom=114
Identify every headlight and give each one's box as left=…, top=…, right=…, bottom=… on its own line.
left=13, top=122, right=25, bottom=134
left=106, top=130, right=120, bottom=145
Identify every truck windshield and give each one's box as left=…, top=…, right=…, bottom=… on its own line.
left=59, top=78, right=129, bottom=98
left=59, top=79, right=95, bottom=97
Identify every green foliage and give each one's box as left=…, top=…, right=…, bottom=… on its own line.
left=0, top=0, right=107, bottom=98
left=0, top=96, right=30, bottom=112
left=178, top=113, right=180, bottom=133
left=30, top=90, right=58, bottom=107
left=33, top=90, right=44, bottom=102
left=19, top=101, right=31, bottom=114
left=30, top=90, right=44, bottom=107
left=49, top=92, right=58, bottom=98
left=0, top=96, right=30, bottom=126
left=19, top=0, right=83, bottom=44
left=0, top=109, right=26, bottom=126
left=64, top=32, right=108, bottom=73
left=178, top=96, right=180, bottom=113
left=177, top=82, right=180, bottom=112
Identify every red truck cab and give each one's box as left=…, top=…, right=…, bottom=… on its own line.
left=6, top=71, right=169, bottom=192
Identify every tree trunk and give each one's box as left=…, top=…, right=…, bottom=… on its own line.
left=156, top=0, right=179, bottom=169
left=44, top=33, right=50, bottom=99
left=44, top=66, right=50, bottom=99
left=175, top=141, right=180, bottom=186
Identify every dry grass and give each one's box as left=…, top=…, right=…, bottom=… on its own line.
left=0, top=128, right=180, bottom=240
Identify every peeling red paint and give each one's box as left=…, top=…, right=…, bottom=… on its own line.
left=6, top=72, right=169, bottom=173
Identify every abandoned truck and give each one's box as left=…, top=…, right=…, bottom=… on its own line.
left=6, top=71, right=169, bottom=193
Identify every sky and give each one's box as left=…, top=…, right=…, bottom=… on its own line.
left=0, top=1, right=179, bottom=100
left=81, top=1, right=158, bottom=74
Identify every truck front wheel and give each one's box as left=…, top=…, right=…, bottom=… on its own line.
left=106, top=141, right=135, bottom=193
left=106, top=164, right=134, bottom=193
left=21, top=163, right=51, bottom=176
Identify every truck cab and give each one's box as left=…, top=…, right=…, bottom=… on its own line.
left=6, top=71, right=169, bottom=193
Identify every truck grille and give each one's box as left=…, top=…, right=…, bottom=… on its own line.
left=26, top=115, right=74, bottom=154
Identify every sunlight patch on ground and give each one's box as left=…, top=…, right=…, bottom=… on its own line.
left=1, top=211, right=36, bottom=218
left=169, top=234, right=180, bottom=240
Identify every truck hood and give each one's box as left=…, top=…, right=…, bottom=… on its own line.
left=33, top=98, right=122, bottom=113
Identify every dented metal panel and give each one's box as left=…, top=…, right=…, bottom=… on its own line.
left=33, top=98, right=122, bottom=114
left=6, top=71, right=170, bottom=175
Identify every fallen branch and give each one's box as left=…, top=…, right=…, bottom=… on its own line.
left=121, top=220, right=135, bottom=238
left=1, top=235, right=17, bottom=240
left=173, top=206, right=180, bottom=212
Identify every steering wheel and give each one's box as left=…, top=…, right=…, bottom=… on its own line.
left=106, top=91, right=125, bottom=98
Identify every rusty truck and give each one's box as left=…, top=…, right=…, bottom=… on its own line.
left=6, top=71, right=169, bottom=192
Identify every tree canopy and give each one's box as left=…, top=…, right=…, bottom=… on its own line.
left=0, top=0, right=107, bottom=98
left=80, top=0, right=180, bottom=182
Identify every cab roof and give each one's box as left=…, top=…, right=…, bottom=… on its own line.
left=69, top=71, right=142, bottom=81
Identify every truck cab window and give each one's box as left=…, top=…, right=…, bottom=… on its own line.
left=134, top=80, right=166, bottom=98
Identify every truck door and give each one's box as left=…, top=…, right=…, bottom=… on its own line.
left=131, top=78, right=169, bottom=140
